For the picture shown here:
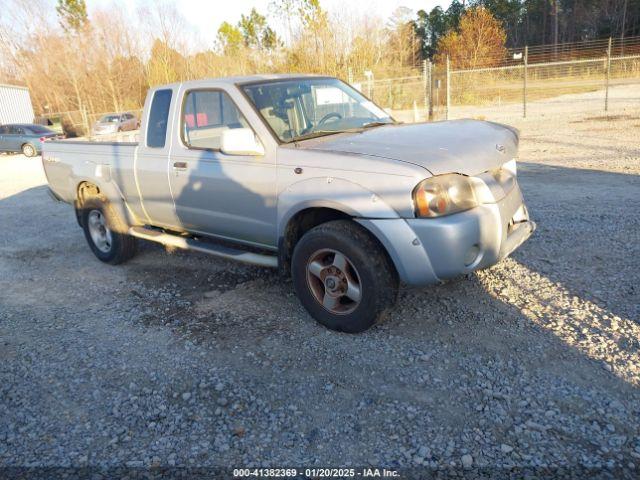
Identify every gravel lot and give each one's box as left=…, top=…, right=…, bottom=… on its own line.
left=1, top=91, right=639, bottom=478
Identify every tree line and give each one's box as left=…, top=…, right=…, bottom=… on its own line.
left=415, top=0, right=640, bottom=59
left=0, top=0, right=637, bottom=133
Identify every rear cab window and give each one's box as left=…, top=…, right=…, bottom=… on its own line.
left=147, top=89, right=173, bottom=148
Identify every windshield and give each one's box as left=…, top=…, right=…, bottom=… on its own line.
left=99, top=114, right=121, bottom=123
left=242, top=77, right=393, bottom=142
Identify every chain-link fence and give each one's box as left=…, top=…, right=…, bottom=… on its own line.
left=41, top=37, right=640, bottom=133
left=448, top=53, right=640, bottom=121
left=354, top=36, right=640, bottom=124
left=37, top=109, right=143, bottom=138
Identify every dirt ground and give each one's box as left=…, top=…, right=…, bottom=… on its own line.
left=1, top=88, right=639, bottom=478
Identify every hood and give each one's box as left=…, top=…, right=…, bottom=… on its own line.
left=301, top=119, right=519, bottom=176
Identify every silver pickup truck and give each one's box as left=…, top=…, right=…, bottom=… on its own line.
left=43, top=74, right=535, bottom=333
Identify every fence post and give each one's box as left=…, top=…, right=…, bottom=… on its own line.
left=445, top=55, right=451, bottom=121
left=605, top=37, right=612, bottom=112
left=364, top=70, right=374, bottom=99
left=427, top=60, right=433, bottom=121
left=81, top=106, right=90, bottom=137
left=523, top=45, right=528, bottom=118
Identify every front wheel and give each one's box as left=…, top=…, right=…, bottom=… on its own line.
left=22, top=143, right=37, bottom=157
left=80, top=197, right=137, bottom=265
left=292, top=220, right=398, bottom=333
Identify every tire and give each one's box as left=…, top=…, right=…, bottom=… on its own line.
left=291, top=220, right=398, bottom=333
left=22, top=143, right=37, bottom=157
left=80, top=197, right=137, bottom=265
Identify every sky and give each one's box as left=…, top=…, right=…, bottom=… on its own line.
left=83, top=0, right=453, bottom=46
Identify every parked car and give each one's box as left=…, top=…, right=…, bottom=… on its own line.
left=0, top=123, right=60, bottom=157
left=43, top=74, right=535, bottom=333
left=92, top=112, right=138, bottom=136
left=34, top=115, right=64, bottom=134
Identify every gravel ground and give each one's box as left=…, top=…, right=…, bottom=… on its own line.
left=1, top=91, right=639, bottom=478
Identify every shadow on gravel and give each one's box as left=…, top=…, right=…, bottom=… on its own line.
left=2, top=163, right=640, bottom=473
left=525, top=136, right=640, bottom=154
left=516, top=162, right=639, bottom=322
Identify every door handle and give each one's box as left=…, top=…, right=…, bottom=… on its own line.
left=173, top=161, right=187, bottom=170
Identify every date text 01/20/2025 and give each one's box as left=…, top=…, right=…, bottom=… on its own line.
left=233, top=468, right=400, bottom=477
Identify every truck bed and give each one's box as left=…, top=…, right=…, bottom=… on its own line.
left=42, top=137, right=138, bottom=204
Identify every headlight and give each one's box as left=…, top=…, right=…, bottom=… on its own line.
left=413, top=174, right=479, bottom=218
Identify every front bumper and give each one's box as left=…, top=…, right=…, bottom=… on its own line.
left=47, top=187, right=63, bottom=202
left=357, top=182, right=535, bottom=286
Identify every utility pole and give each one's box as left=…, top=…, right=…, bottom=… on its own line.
left=621, top=0, right=628, bottom=55
left=422, top=60, right=428, bottom=117
left=445, top=55, right=451, bottom=121
left=523, top=46, right=528, bottom=119
left=553, top=0, right=559, bottom=59
left=605, top=37, right=612, bottom=112
left=427, top=61, right=433, bottom=121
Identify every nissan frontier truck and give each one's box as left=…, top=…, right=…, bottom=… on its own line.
left=43, top=74, right=535, bottom=333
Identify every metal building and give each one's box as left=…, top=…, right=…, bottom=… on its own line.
left=0, top=84, right=35, bottom=124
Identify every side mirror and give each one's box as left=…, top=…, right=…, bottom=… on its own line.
left=220, top=128, right=265, bottom=156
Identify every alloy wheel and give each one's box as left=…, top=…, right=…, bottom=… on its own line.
left=87, top=209, right=113, bottom=253
left=306, top=249, right=362, bottom=314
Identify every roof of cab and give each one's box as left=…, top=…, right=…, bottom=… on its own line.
left=157, top=73, right=329, bottom=91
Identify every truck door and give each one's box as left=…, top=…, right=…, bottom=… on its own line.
left=133, top=88, right=183, bottom=229
left=168, top=88, right=277, bottom=248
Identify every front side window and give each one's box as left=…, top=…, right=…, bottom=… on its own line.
left=147, top=89, right=172, bottom=148
left=242, top=77, right=393, bottom=143
left=182, top=90, right=249, bottom=150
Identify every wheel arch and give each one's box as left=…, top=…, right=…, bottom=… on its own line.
left=276, top=177, right=402, bottom=277
left=279, top=206, right=350, bottom=275
left=278, top=205, right=400, bottom=282
left=74, top=179, right=134, bottom=231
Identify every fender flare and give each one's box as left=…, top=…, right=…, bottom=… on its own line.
left=75, top=176, right=139, bottom=231
left=277, top=176, right=400, bottom=238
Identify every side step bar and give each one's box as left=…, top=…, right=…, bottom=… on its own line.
left=128, top=226, right=278, bottom=268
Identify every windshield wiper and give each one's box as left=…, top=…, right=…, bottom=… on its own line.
left=362, top=121, right=395, bottom=128
left=288, top=122, right=395, bottom=143
left=288, top=129, right=357, bottom=143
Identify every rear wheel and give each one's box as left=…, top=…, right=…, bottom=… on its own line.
left=80, top=197, right=137, bottom=265
left=292, top=220, right=398, bottom=333
left=22, top=143, right=36, bottom=157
